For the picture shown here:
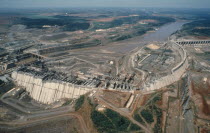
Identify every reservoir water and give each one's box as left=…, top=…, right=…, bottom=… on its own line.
left=106, top=21, right=189, bottom=53
left=142, top=21, right=188, bottom=42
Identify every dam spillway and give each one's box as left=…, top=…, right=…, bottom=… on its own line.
left=11, top=69, right=97, bottom=104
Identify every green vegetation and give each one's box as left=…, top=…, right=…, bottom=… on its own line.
left=0, top=81, right=15, bottom=97
left=108, top=26, right=154, bottom=42
left=196, top=52, right=210, bottom=61
left=134, top=92, right=163, bottom=133
left=152, top=94, right=162, bottom=103
left=115, top=35, right=132, bottom=41
left=105, top=109, right=130, bottom=131
left=75, top=95, right=85, bottom=111
left=72, top=39, right=101, bottom=49
left=178, top=19, right=210, bottom=37
left=15, top=16, right=90, bottom=31
left=39, top=39, right=101, bottom=54
left=0, top=79, right=4, bottom=86
left=63, top=23, right=90, bottom=31
left=136, top=29, right=147, bottom=36
left=141, top=109, right=154, bottom=124
left=92, top=16, right=175, bottom=30
left=62, top=99, right=72, bottom=106
left=91, top=109, right=141, bottom=133
left=134, top=113, right=145, bottom=124
left=91, top=110, right=115, bottom=132
left=153, top=106, right=163, bottom=133
left=129, top=123, right=141, bottom=131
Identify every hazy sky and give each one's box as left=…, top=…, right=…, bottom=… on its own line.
left=1, top=0, right=210, bottom=8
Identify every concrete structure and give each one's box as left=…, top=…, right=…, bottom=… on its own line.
left=176, top=40, right=210, bottom=47
left=12, top=71, right=96, bottom=104
left=125, top=94, right=134, bottom=108
left=143, top=42, right=189, bottom=91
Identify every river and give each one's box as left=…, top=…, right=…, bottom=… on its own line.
left=105, top=21, right=189, bottom=53
left=142, top=21, right=188, bottom=42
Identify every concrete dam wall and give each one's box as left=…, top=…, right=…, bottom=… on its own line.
left=12, top=71, right=95, bottom=104
left=144, top=42, right=189, bottom=91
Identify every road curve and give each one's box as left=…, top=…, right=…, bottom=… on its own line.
left=0, top=113, right=90, bottom=133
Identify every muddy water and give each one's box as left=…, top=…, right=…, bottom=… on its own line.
left=105, top=21, right=188, bottom=54
left=142, top=21, right=188, bottom=42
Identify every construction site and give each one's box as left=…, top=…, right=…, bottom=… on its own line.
left=0, top=8, right=210, bottom=133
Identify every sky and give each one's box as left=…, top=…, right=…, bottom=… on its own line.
left=0, top=0, right=210, bottom=8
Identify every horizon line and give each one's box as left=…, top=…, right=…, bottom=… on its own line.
left=0, top=6, right=210, bottom=10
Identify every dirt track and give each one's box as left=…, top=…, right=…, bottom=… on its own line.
left=0, top=113, right=90, bottom=133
